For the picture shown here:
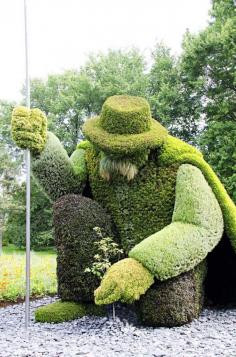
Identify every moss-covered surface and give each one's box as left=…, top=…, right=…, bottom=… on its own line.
left=86, top=147, right=178, bottom=253
left=54, top=194, right=115, bottom=302
left=95, top=258, right=154, bottom=305
left=11, top=106, right=47, bottom=153
left=35, top=301, right=105, bottom=323
left=32, top=132, right=85, bottom=201
left=69, top=148, right=87, bottom=179
left=159, top=135, right=236, bottom=253
left=100, top=95, right=151, bottom=135
left=129, top=164, right=223, bottom=280
left=138, top=261, right=207, bottom=327
left=83, top=117, right=167, bottom=156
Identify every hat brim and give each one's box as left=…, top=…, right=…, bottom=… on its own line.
left=82, top=116, right=168, bottom=155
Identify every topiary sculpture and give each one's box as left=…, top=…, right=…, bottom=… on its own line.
left=11, top=95, right=236, bottom=326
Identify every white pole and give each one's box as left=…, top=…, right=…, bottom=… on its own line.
left=24, top=0, right=31, bottom=329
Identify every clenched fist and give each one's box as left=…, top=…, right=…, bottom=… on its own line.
left=11, top=106, right=47, bottom=153
left=95, top=258, right=154, bottom=305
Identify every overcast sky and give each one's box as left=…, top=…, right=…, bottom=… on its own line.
left=0, top=0, right=211, bottom=102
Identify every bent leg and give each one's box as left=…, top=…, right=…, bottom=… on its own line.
left=54, top=194, right=115, bottom=302
left=138, top=260, right=207, bottom=327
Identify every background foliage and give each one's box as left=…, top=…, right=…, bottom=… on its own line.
left=0, top=0, right=235, bottom=251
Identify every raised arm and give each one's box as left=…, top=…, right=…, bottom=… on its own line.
left=11, top=106, right=87, bottom=201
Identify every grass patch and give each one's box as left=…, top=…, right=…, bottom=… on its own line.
left=0, top=247, right=57, bottom=302
left=35, top=301, right=105, bottom=323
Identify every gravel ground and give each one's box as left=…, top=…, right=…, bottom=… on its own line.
left=0, top=297, right=235, bottom=357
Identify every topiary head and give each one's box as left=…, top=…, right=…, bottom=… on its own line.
left=83, top=95, right=168, bottom=180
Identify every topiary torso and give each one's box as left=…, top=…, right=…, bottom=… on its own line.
left=85, top=146, right=179, bottom=253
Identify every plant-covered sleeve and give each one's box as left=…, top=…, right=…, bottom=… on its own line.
left=32, top=132, right=87, bottom=201
left=129, top=164, right=224, bottom=281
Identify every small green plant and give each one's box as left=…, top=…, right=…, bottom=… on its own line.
left=85, top=227, right=123, bottom=278
left=85, top=226, right=123, bottom=318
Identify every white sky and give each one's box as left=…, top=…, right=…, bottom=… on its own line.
left=0, top=0, right=211, bottom=102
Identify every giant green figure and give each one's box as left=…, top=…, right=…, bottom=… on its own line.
left=12, top=96, right=236, bottom=326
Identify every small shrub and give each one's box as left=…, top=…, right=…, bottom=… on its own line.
left=35, top=301, right=105, bottom=323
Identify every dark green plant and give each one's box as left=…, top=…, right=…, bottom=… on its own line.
left=4, top=177, right=53, bottom=250
left=54, top=194, right=115, bottom=302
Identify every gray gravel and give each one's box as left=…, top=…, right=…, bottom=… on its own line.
left=0, top=297, right=235, bottom=357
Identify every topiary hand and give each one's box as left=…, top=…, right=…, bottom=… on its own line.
left=94, top=258, right=154, bottom=305
left=11, top=106, right=47, bottom=153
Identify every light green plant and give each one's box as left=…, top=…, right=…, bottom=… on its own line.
left=85, top=226, right=123, bottom=279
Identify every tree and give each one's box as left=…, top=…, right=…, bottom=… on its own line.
left=148, top=43, right=202, bottom=144
left=30, top=49, right=148, bottom=154
left=80, top=48, right=148, bottom=113
left=30, top=71, right=85, bottom=154
left=0, top=100, right=53, bottom=248
left=4, top=177, right=53, bottom=250
left=200, top=121, right=236, bottom=203
left=180, top=0, right=236, bottom=199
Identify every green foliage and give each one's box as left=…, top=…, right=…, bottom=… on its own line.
left=138, top=261, right=206, bottom=327
left=100, top=95, right=151, bottom=135
left=85, top=145, right=179, bottom=253
left=148, top=43, right=201, bottom=144
left=85, top=227, right=123, bottom=279
left=11, top=106, right=47, bottom=153
left=32, top=132, right=85, bottom=201
left=80, top=49, right=148, bottom=113
left=69, top=148, right=87, bottom=179
left=179, top=0, right=236, bottom=192
left=129, top=164, right=223, bottom=280
left=158, top=135, right=236, bottom=253
left=35, top=301, right=105, bottom=323
left=30, top=71, right=86, bottom=154
left=54, top=194, right=115, bottom=302
left=76, top=140, right=92, bottom=150
left=30, top=50, right=147, bottom=153
left=4, top=177, right=53, bottom=250
left=0, top=100, right=17, bottom=151
left=95, top=258, right=154, bottom=305
left=83, top=116, right=167, bottom=156
left=200, top=121, right=236, bottom=203
left=181, top=0, right=236, bottom=123
left=158, top=135, right=202, bottom=164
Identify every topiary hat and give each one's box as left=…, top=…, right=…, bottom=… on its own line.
left=82, top=95, right=168, bottom=155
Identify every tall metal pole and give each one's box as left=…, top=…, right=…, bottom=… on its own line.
left=24, top=0, right=31, bottom=329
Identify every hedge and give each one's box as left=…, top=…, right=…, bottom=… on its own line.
left=138, top=261, right=207, bottom=327
left=11, top=106, right=47, bottom=153
left=54, top=194, right=115, bottom=302
left=129, top=164, right=223, bottom=280
left=32, top=132, right=86, bottom=201
left=35, top=301, right=105, bottom=323
left=95, top=258, right=154, bottom=305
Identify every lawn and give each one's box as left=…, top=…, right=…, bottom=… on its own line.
left=0, top=245, right=57, bottom=302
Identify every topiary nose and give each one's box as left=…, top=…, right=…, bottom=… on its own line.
left=100, top=95, right=152, bottom=135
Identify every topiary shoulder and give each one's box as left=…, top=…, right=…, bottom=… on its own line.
left=159, top=135, right=236, bottom=253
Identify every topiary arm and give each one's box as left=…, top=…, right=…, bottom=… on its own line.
left=32, top=132, right=87, bottom=201
left=11, top=106, right=87, bottom=201
left=129, top=164, right=224, bottom=281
